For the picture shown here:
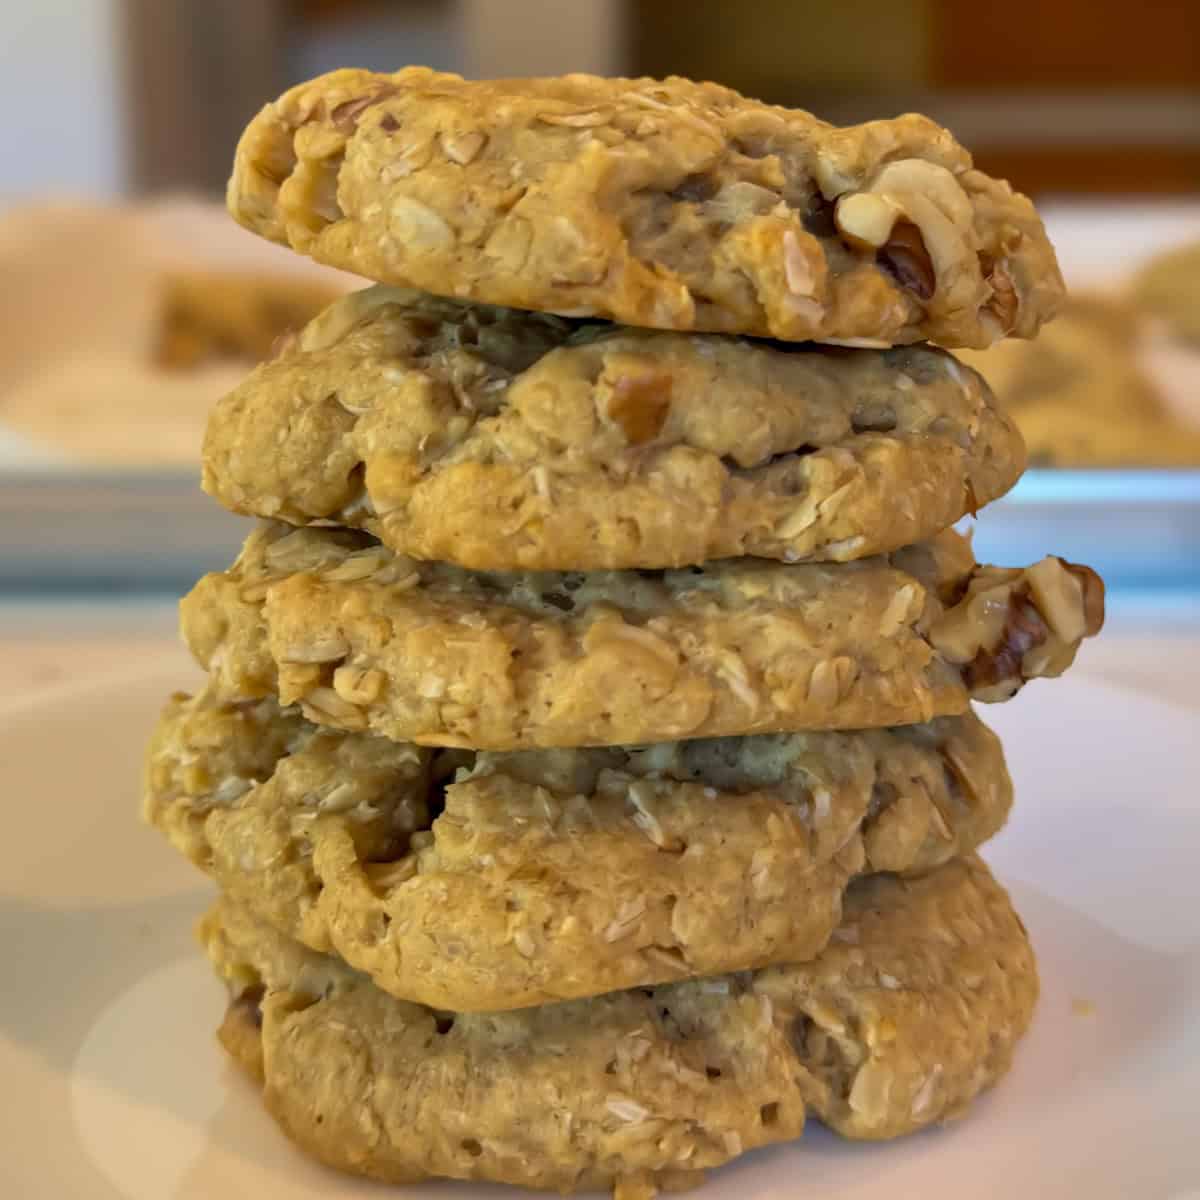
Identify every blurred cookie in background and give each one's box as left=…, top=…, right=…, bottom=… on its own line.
left=153, top=270, right=340, bottom=369
left=1132, top=241, right=1200, bottom=347
left=0, top=198, right=355, bottom=466
left=959, top=295, right=1200, bottom=467
left=3, top=268, right=339, bottom=466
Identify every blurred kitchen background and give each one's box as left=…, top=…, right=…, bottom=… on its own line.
left=1, top=0, right=1198, bottom=704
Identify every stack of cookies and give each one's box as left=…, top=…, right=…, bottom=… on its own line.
left=144, top=68, right=1104, bottom=1199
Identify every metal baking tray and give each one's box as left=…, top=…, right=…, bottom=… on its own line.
left=972, top=469, right=1200, bottom=592
left=1, top=468, right=1197, bottom=593
left=0, top=470, right=243, bottom=592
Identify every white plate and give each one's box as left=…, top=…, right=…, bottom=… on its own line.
left=1, top=666, right=1198, bottom=1199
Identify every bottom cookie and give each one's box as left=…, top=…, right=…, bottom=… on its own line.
left=202, top=855, right=1037, bottom=1198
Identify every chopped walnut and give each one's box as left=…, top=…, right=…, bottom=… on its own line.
left=962, top=589, right=1047, bottom=699
left=329, top=86, right=399, bottom=133
left=879, top=222, right=935, bottom=302
left=983, top=258, right=1019, bottom=335
left=440, top=130, right=487, bottom=165
left=834, top=158, right=977, bottom=310
left=1059, top=560, right=1105, bottom=637
left=931, top=556, right=1105, bottom=702
left=601, top=368, right=673, bottom=445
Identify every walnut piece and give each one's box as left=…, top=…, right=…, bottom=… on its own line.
left=879, top=222, right=935, bottom=302
left=931, top=556, right=1105, bottom=702
left=834, top=158, right=976, bottom=307
left=601, top=369, right=673, bottom=445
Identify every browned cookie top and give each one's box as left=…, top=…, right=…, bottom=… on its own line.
left=229, top=67, right=1063, bottom=347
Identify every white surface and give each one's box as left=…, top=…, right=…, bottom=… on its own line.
left=0, top=667, right=1197, bottom=1197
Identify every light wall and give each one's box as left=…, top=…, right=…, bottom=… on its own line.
left=0, top=0, right=126, bottom=199
left=459, top=0, right=625, bottom=77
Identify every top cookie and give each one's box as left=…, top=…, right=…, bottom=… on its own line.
left=228, top=67, right=1063, bottom=348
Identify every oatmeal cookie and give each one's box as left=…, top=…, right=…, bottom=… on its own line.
left=204, top=856, right=1037, bottom=1195
left=228, top=67, right=1063, bottom=348
left=203, top=285, right=1025, bottom=570
left=148, top=689, right=1009, bottom=1010
left=181, top=522, right=1104, bottom=749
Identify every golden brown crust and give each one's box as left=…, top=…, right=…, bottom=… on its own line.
left=203, top=285, right=1025, bottom=570
left=180, top=522, right=1103, bottom=749
left=228, top=67, right=1063, bottom=348
left=148, top=688, right=1010, bottom=1010
left=201, top=856, right=1037, bottom=1194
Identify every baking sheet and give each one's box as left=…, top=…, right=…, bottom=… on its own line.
left=1, top=466, right=1196, bottom=592
left=972, top=468, right=1200, bottom=590
left=0, top=470, right=242, bottom=590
